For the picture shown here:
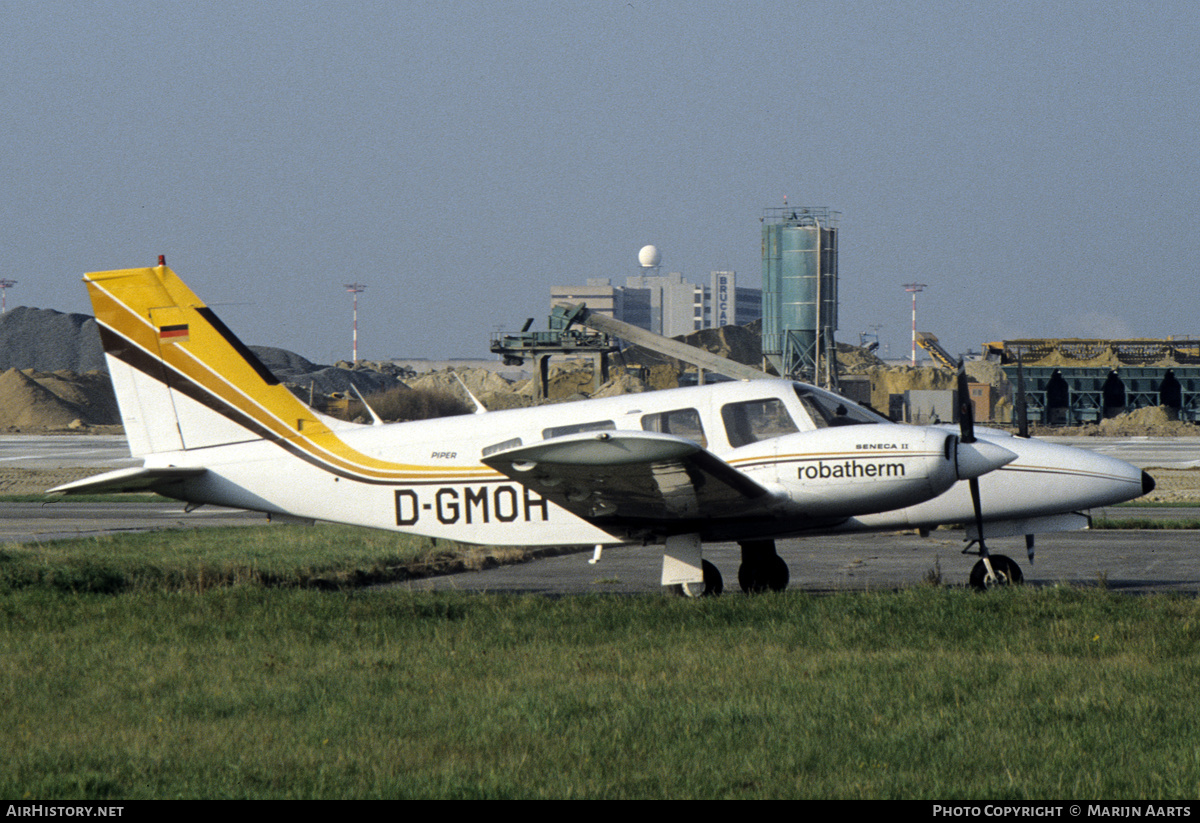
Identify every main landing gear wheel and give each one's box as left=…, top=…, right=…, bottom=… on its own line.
left=969, top=554, right=1023, bottom=591
left=738, top=555, right=790, bottom=594
left=737, top=539, right=789, bottom=594
left=676, top=560, right=723, bottom=598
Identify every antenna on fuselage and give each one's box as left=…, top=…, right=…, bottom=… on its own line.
left=351, top=384, right=383, bottom=426
left=453, top=373, right=488, bottom=415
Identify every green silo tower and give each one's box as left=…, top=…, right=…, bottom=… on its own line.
left=761, top=206, right=840, bottom=385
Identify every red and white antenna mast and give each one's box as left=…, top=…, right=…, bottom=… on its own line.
left=0, top=280, right=17, bottom=313
left=902, top=283, right=927, bottom=367
left=344, top=283, right=367, bottom=363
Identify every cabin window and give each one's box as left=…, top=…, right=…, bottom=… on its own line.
left=543, top=420, right=616, bottom=439
left=721, top=399, right=798, bottom=448
left=641, top=408, right=707, bottom=448
left=793, top=386, right=880, bottom=428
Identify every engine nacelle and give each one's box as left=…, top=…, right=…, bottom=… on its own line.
left=737, top=424, right=1014, bottom=519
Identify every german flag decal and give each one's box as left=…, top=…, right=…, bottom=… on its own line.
left=158, top=324, right=189, bottom=343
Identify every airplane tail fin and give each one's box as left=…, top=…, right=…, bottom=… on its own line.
left=87, top=262, right=328, bottom=457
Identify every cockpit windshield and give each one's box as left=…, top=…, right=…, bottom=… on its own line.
left=793, top=384, right=887, bottom=428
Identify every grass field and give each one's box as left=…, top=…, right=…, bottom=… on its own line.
left=2, top=525, right=1199, bottom=799
left=1094, top=516, right=1200, bottom=529
left=0, top=523, right=531, bottom=593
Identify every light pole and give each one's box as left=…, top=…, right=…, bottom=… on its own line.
left=344, top=283, right=366, bottom=363
left=902, top=283, right=927, bottom=367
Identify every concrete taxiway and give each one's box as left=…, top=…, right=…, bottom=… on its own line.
left=400, top=530, right=1200, bottom=596
left=0, top=501, right=265, bottom=544
left=1041, top=436, right=1200, bottom=469
left=0, top=434, right=138, bottom=470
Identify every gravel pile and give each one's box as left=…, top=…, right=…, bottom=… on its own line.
left=250, top=346, right=404, bottom=397
left=0, top=307, right=106, bottom=373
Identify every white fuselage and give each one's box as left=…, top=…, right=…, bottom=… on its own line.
left=145, top=380, right=1146, bottom=547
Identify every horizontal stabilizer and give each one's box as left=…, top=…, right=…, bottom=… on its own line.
left=48, top=466, right=207, bottom=495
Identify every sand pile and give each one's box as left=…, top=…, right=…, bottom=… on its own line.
left=476, top=391, right=535, bottom=411
left=1028, top=349, right=1125, bottom=368
left=407, top=367, right=515, bottom=399
left=590, top=371, right=650, bottom=399
left=637, top=364, right=682, bottom=391
left=1098, top=406, right=1194, bottom=437
left=537, top=364, right=654, bottom=401
left=836, top=342, right=887, bottom=372
left=515, top=363, right=605, bottom=401
left=0, top=369, right=118, bottom=428
left=400, top=367, right=528, bottom=411
left=413, top=362, right=654, bottom=408
left=676, top=322, right=765, bottom=367
left=1029, top=406, right=1197, bottom=437
left=620, top=322, right=765, bottom=372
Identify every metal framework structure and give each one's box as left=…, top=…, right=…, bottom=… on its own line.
left=915, top=331, right=957, bottom=370
left=989, top=338, right=1200, bottom=366
left=490, top=313, right=620, bottom=400
left=1002, top=365, right=1200, bottom=424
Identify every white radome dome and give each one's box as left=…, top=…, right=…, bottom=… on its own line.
left=638, top=245, right=662, bottom=268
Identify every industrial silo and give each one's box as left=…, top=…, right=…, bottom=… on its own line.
left=761, top=207, right=839, bottom=384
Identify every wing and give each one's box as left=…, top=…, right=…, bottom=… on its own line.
left=481, top=430, right=779, bottom=528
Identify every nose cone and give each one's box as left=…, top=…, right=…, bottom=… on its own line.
left=1001, top=438, right=1151, bottom=511
left=956, top=439, right=1018, bottom=480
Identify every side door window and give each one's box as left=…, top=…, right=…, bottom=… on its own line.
left=641, top=408, right=707, bottom=448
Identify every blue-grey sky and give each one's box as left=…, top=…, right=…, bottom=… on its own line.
left=5, top=1, right=1197, bottom=364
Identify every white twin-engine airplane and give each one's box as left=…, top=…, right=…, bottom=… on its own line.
left=53, top=262, right=1155, bottom=594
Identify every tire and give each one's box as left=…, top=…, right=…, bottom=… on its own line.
left=739, top=555, right=789, bottom=594
left=765, top=555, right=790, bottom=592
left=969, top=554, right=1023, bottom=591
left=676, top=560, right=723, bottom=598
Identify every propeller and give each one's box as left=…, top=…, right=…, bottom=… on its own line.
left=958, top=363, right=990, bottom=557
left=959, top=360, right=1028, bottom=584
left=1015, top=348, right=1029, bottom=438
left=1008, top=350, right=1036, bottom=563
left=951, top=363, right=1016, bottom=481
left=1014, top=349, right=1033, bottom=561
